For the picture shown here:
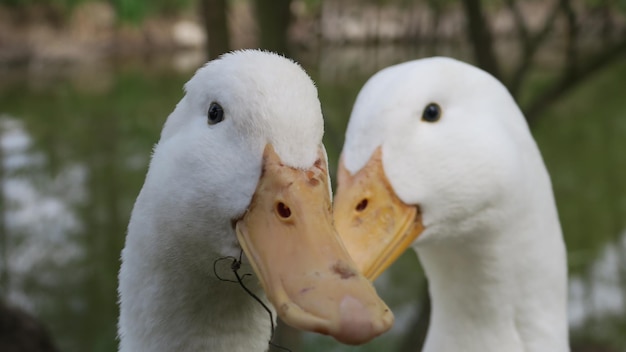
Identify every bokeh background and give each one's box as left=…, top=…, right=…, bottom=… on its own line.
left=0, top=0, right=625, bottom=351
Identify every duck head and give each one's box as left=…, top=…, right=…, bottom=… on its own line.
left=142, top=50, right=393, bottom=344
left=333, top=57, right=537, bottom=280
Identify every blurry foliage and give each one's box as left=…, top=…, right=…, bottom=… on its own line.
left=299, top=0, right=322, bottom=12
left=0, top=0, right=194, bottom=22
left=586, top=0, right=626, bottom=11
left=0, top=0, right=84, bottom=7
left=108, top=0, right=195, bottom=23
left=109, top=0, right=148, bottom=23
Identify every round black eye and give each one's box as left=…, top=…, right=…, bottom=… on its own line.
left=422, top=103, right=441, bottom=122
left=207, top=102, right=224, bottom=125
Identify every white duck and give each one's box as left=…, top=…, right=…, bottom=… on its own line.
left=333, top=57, right=569, bottom=352
left=117, top=50, right=393, bottom=352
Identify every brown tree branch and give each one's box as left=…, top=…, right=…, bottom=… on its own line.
left=504, top=0, right=530, bottom=44
left=508, top=0, right=562, bottom=96
left=600, top=0, right=614, bottom=43
left=530, top=1, right=563, bottom=53
left=561, top=0, right=579, bottom=76
left=461, top=0, right=501, bottom=80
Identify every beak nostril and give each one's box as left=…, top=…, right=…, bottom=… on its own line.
left=355, top=199, right=368, bottom=212
left=276, top=202, right=292, bottom=218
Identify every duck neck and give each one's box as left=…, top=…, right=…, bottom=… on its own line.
left=118, top=202, right=274, bottom=352
left=415, top=218, right=569, bottom=352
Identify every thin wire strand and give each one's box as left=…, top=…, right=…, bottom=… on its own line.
left=213, top=252, right=293, bottom=352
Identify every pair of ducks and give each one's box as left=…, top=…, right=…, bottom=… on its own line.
left=117, top=50, right=569, bottom=352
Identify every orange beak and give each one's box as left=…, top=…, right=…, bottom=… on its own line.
left=333, top=147, right=424, bottom=281
left=235, top=145, right=394, bottom=345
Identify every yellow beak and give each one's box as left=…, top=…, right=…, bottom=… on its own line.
left=333, top=147, right=424, bottom=281
left=235, top=145, right=394, bottom=345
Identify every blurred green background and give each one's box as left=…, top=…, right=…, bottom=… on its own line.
left=0, top=0, right=625, bottom=351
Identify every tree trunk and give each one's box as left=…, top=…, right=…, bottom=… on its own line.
left=200, top=0, right=230, bottom=60
left=254, top=0, right=293, bottom=55
left=461, top=0, right=501, bottom=80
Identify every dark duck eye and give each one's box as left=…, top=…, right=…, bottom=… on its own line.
left=422, top=103, right=441, bottom=122
left=207, top=102, right=224, bottom=125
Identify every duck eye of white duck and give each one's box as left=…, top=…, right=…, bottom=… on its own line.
left=207, top=102, right=225, bottom=125
left=421, top=103, right=441, bottom=122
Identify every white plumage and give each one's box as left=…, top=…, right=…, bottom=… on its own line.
left=335, top=57, right=569, bottom=352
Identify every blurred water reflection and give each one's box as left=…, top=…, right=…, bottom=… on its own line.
left=2, top=115, right=86, bottom=309
left=570, top=231, right=626, bottom=321
left=0, top=45, right=624, bottom=351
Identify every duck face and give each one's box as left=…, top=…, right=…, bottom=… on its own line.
left=334, top=57, right=528, bottom=280
left=146, top=51, right=393, bottom=344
